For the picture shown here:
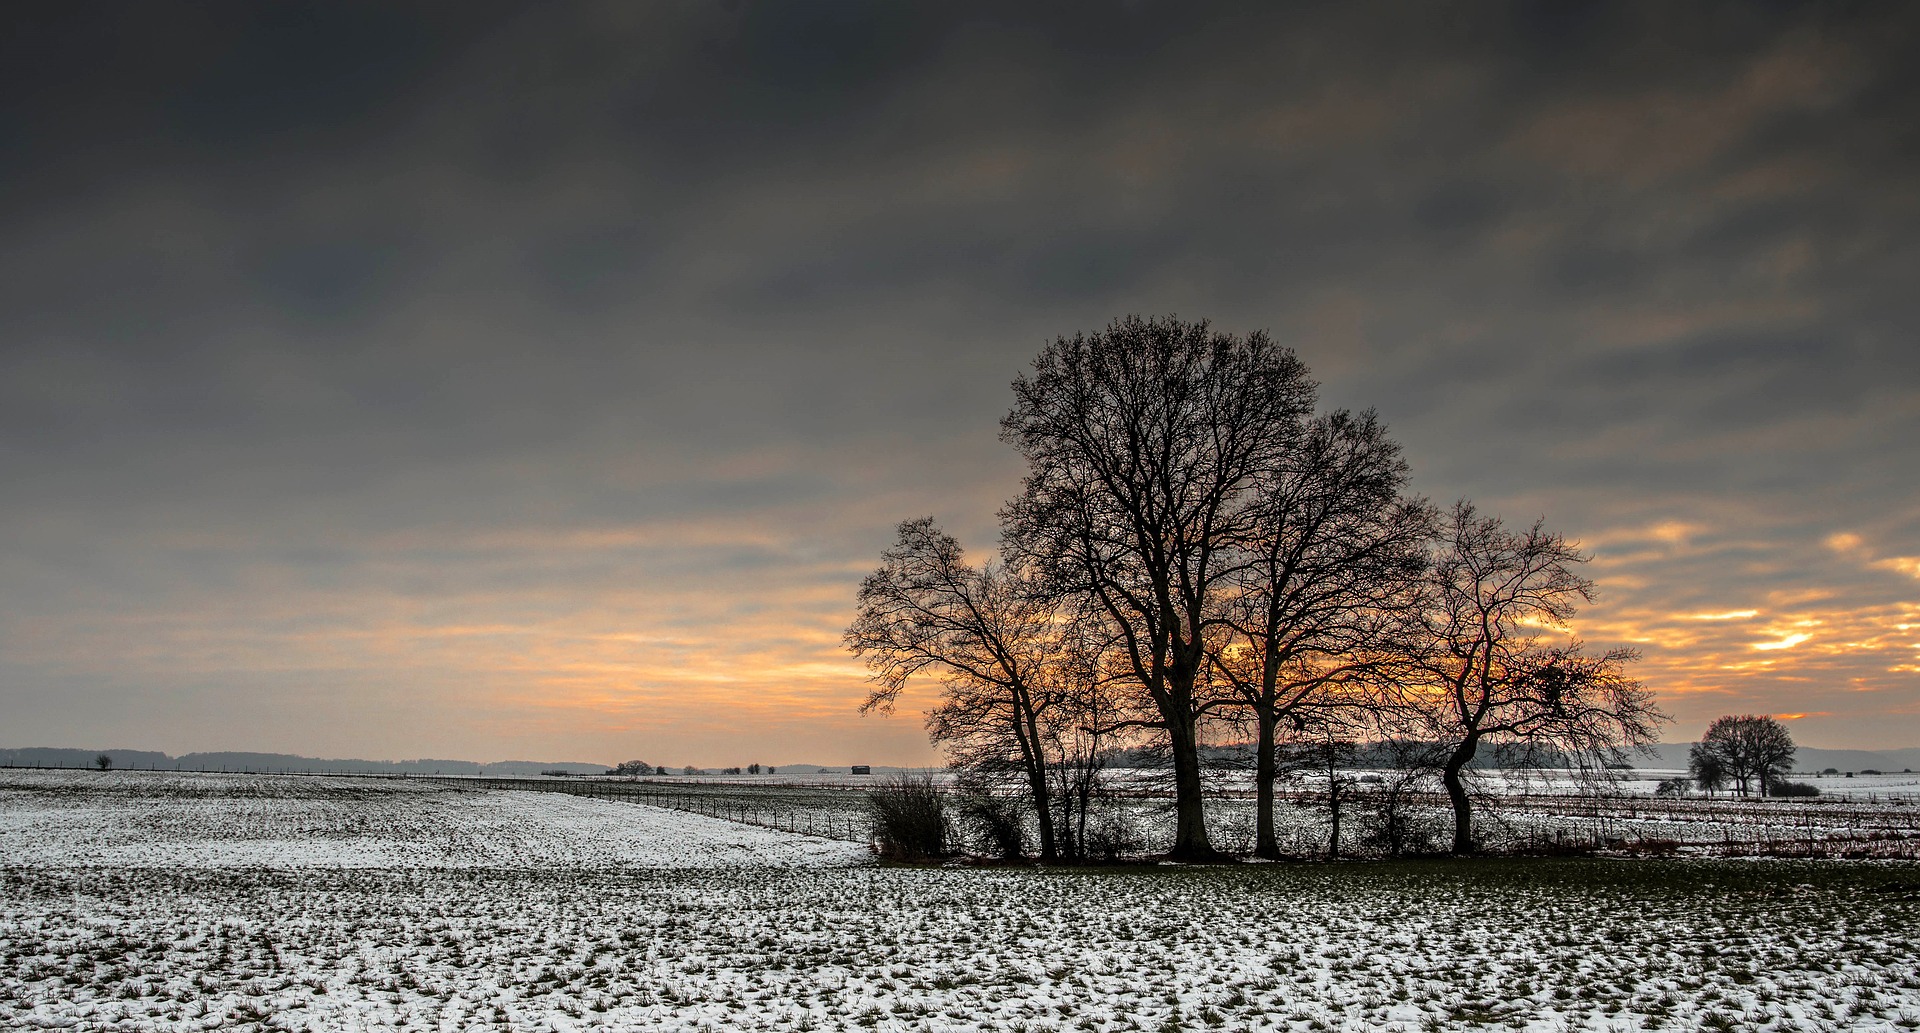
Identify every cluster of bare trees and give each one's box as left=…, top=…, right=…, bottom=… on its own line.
left=847, top=316, right=1666, bottom=859
left=1689, top=715, right=1798, bottom=797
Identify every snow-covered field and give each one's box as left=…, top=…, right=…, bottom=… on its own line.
left=4, top=770, right=1919, bottom=1032
left=0, top=770, right=864, bottom=870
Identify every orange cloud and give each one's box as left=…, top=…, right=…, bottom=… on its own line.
left=1752, top=633, right=1811, bottom=651
left=1875, top=557, right=1920, bottom=580
left=1570, top=510, right=1920, bottom=743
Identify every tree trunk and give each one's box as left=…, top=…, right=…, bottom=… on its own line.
left=1327, top=780, right=1341, bottom=860
left=1442, top=740, right=1477, bottom=854
left=1165, top=705, right=1218, bottom=860
left=1254, top=707, right=1279, bottom=860
left=1076, top=782, right=1091, bottom=862
left=1021, top=708, right=1058, bottom=863
left=1027, top=761, right=1057, bottom=863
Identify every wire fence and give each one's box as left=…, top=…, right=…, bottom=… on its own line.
left=426, top=775, right=879, bottom=845
left=8, top=763, right=1917, bottom=858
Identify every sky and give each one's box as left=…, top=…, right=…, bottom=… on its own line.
left=3, top=2, right=1917, bottom=765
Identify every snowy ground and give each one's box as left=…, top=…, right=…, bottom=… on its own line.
left=4, top=770, right=1919, bottom=1032
left=0, top=770, right=865, bottom=870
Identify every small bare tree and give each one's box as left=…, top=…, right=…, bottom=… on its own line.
left=848, top=518, right=1074, bottom=861
left=1403, top=501, right=1666, bottom=853
left=1040, top=630, right=1126, bottom=861
left=1357, top=733, right=1444, bottom=857
left=1688, top=743, right=1728, bottom=795
left=1277, top=715, right=1362, bottom=859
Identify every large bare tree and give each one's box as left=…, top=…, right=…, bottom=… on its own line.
left=1406, top=501, right=1666, bottom=853
left=1212, top=409, right=1433, bottom=859
left=1000, top=315, right=1315, bottom=859
left=846, top=517, right=1073, bottom=861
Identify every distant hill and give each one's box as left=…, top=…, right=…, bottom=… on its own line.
left=1633, top=743, right=1920, bottom=774
left=0, top=747, right=607, bottom=776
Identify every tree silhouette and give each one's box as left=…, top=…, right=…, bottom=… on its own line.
left=1693, top=715, right=1796, bottom=797
left=1212, top=409, right=1432, bottom=859
left=848, top=517, right=1081, bottom=861
left=1404, top=501, right=1666, bottom=853
left=1001, top=315, right=1315, bottom=860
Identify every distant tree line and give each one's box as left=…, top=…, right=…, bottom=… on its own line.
left=607, top=761, right=788, bottom=777
left=849, top=315, right=1668, bottom=859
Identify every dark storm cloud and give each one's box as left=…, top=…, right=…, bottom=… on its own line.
left=3, top=1, right=1917, bottom=759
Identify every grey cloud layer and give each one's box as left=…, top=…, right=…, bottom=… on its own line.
left=3, top=1, right=1916, bottom=756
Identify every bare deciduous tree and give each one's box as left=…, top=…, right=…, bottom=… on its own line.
left=1001, top=315, right=1315, bottom=860
left=1212, top=409, right=1433, bottom=859
left=847, top=517, right=1073, bottom=861
left=1688, top=742, right=1728, bottom=795
left=1692, top=715, right=1797, bottom=797
left=1404, top=501, right=1666, bottom=853
left=1039, top=632, right=1124, bottom=862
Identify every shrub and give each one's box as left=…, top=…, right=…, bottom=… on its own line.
left=867, top=774, right=951, bottom=861
left=1770, top=780, right=1820, bottom=798
left=1081, top=803, right=1145, bottom=861
left=956, top=791, right=1028, bottom=860
left=1358, top=801, right=1440, bottom=857
left=1655, top=777, right=1690, bottom=797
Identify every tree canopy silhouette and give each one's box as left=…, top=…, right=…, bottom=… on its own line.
left=1000, top=315, right=1315, bottom=859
